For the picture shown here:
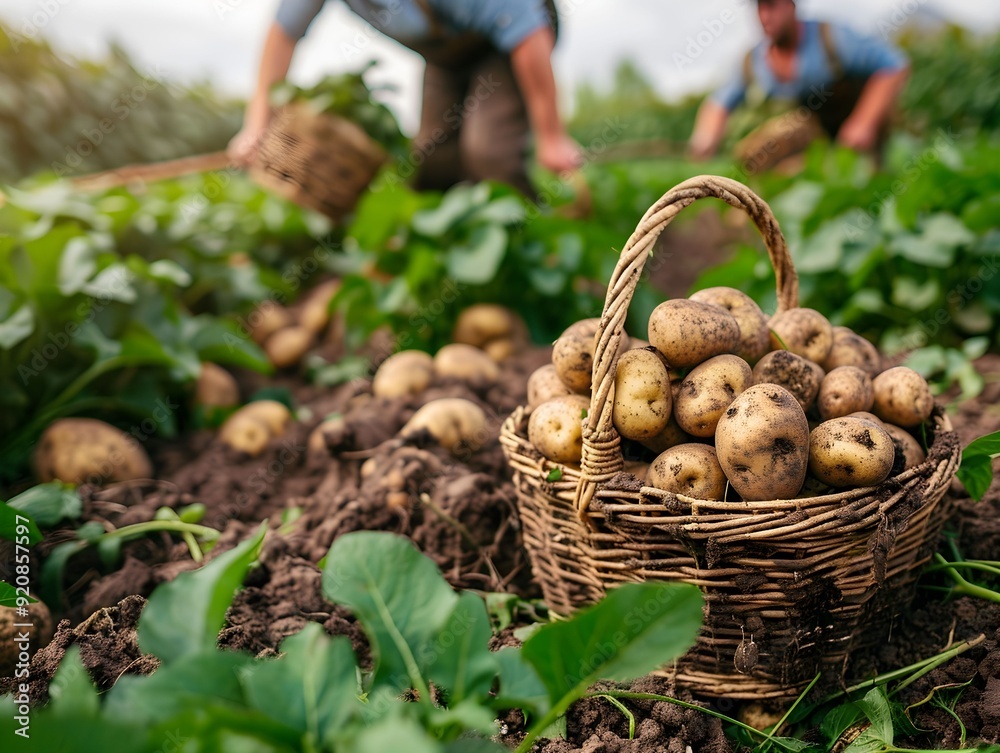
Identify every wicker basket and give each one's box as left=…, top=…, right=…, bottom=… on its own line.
left=500, top=175, right=962, bottom=699
left=249, top=102, right=388, bottom=221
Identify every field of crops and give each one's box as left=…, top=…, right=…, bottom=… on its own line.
left=1, top=23, right=999, bottom=753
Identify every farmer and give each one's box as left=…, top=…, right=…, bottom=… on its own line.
left=228, top=0, right=581, bottom=197
left=688, top=0, right=910, bottom=169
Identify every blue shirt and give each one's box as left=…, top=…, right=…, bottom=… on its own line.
left=275, top=0, right=551, bottom=53
left=712, top=20, right=908, bottom=112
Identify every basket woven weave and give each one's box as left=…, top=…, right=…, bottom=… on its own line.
left=500, top=175, right=962, bottom=699
left=250, top=102, right=387, bottom=221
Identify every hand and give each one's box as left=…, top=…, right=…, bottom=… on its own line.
left=837, top=116, right=879, bottom=152
left=536, top=133, right=583, bottom=174
left=687, top=138, right=715, bottom=162
left=227, top=123, right=267, bottom=167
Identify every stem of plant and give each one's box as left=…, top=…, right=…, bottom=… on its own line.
left=762, top=672, right=820, bottom=744
left=516, top=677, right=594, bottom=753
left=933, top=554, right=1000, bottom=603
left=100, top=520, right=221, bottom=544
left=594, top=694, right=636, bottom=740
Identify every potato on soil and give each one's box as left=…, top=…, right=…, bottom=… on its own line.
left=768, top=308, right=833, bottom=364
left=612, top=349, right=672, bottom=441
left=822, top=326, right=882, bottom=376
left=248, top=302, right=294, bottom=345
left=299, top=279, right=340, bottom=334
left=372, top=350, right=434, bottom=398
left=808, top=416, right=895, bottom=488
left=401, top=398, right=489, bottom=454
left=528, top=394, right=591, bottom=464
left=674, top=354, right=752, bottom=438
left=219, top=400, right=292, bottom=456
left=883, top=423, right=926, bottom=470
left=0, top=600, right=53, bottom=675
left=817, top=366, right=874, bottom=420
left=527, top=364, right=574, bottom=408
left=34, top=418, right=153, bottom=485
left=552, top=318, right=629, bottom=393
left=715, top=384, right=810, bottom=500
left=872, top=367, right=934, bottom=428
left=195, top=362, right=240, bottom=409
left=752, top=350, right=825, bottom=412
left=689, top=287, right=770, bottom=364
left=236, top=400, right=292, bottom=435
left=483, top=338, right=517, bottom=362
left=452, top=304, right=524, bottom=349
left=648, top=443, right=728, bottom=500
left=433, top=343, right=499, bottom=388
left=648, top=299, right=740, bottom=369
left=264, top=325, right=314, bottom=369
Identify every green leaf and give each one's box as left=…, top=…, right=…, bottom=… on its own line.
left=147, top=259, right=192, bottom=286
left=352, top=714, right=444, bottom=753
left=242, top=623, right=360, bottom=746
left=0, top=303, right=34, bottom=349
left=446, top=224, right=508, bottom=284
left=0, top=503, right=41, bottom=545
left=493, top=647, right=550, bottom=718
left=322, top=531, right=458, bottom=689
left=963, top=430, right=1000, bottom=459
left=521, top=582, right=702, bottom=704
left=425, top=591, right=498, bottom=705
left=546, top=468, right=563, bottom=482
left=851, top=688, right=894, bottom=747
left=821, top=702, right=864, bottom=746
left=57, top=236, right=98, bottom=295
left=138, top=522, right=266, bottom=664
left=412, top=186, right=477, bottom=237
left=48, top=646, right=99, bottom=718
left=6, top=483, right=82, bottom=526
left=957, top=454, right=995, bottom=502
left=0, top=580, right=34, bottom=607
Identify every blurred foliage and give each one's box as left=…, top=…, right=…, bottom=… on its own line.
left=0, top=26, right=242, bottom=181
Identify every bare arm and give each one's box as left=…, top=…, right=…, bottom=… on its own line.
left=228, top=22, right=297, bottom=164
left=837, top=66, right=909, bottom=151
left=510, top=26, right=581, bottom=173
left=689, top=99, right=730, bottom=160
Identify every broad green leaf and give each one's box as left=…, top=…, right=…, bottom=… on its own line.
left=443, top=738, right=508, bottom=752
left=957, top=453, right=996, bottom=502
left=851, top=688, right=894, bottom=747
left=412, top=186, right=477, bottom=237
left=185, top=316, right=272, bottom=374
left=0, top=580, right=34, bottom=607
left=0, top=502, right=41, bottom=545
left=427, top=699, right=497, bottom=737
left=891, top=277, right=940, bottom=311
left=352, top=714, right=443, bottom=753
left=821, top=702, right=864, bottom=746
left=446, top=224, right=508, bottom=284
left=963, top=431, right=1000, bottom=458
left=57, top=236, right=98, bottom=295
left=521, top=582, right=702, bottom=704
left=528, top=267, right=566, bottom=296
left=794, top=218, right=845, bottom=273
left=888, top=234, right=955, bottom=267
left=6, top=483, right=83, bottom=526
left=470, top=196, right=527, bottom=226
left=0, top=303, right=34, bottom=349
left=493, top=647, right=550, bottom=717
left=82, top=263, right=137, bottom=302
left=138, top=522, right=266, bottom=664
left=425, top=591, right=498, bottom=704
left=48, top=646, right=99, bottom=718
left=242, top=624, right=360, bottom=746
left=322, top=531, right=458, bottom=688
left=147, top=259, right=192, bottom=286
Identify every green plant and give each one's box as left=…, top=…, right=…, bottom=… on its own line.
left=956, top=431, right=1000, bottom=502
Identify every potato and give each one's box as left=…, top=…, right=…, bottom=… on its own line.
left=237, top=400, right=292, bottom=436
left=648, top=299, right=740, bottom=369
left=552, top=319, right=629, bottom=393
left=872, top=367, right=934, bottom=428
left=265, top=325, right=314, bottom=369
left=528, top=364, right=574, bottom=408
left=219, top=400, right=292, bottom=456
left=883, top=424, right=926, bottom=469
left=248, top=302, right=294, bottom=345
left=769, top=308, right=833, bottom=364
left=452, top=304, right=522, bottom=348
left=715, top=384, right=810, bottom=500
left=528, top=394, right=591, bottom=464
left=0, top=600, right=54, bottom=676
left=822, top=326, right=882, bottom=377
left=372, top=350, right=434, bottom=398
left=195, top=363, right=240, bottom=409
left=299, top=279, right=340, bottom=334
left=34, top=418, right=153, bottom=485
left=817, top=366, right=874, bottom=420
left=675, top=354, right=753, bottom=438
left=402, top=398, right=489, bottom=454
left=640, top=412, right=691, bottom=455
left=612, top=349, right=672, bottom=441
left=689, top=287, right=770, bottom=364
left=808, top=417, right=895, bottom=487
left=848, top=411, right=883, bottom=426
left=483, top=337, right=517, bottom=362
left=433, top=343, right=499, bottom=388
left=648, top=443, right=727, bottom=500
left=752, top=350, right=825, bottom=412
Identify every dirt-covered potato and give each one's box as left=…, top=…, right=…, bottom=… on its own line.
left=34, top=418, right=153, bottom=485
left=640, top=412, right=691, bottom=455
left=752, top=350, right=825, bottom=412
left=372, top=350, right=434, bottom=398
left=238, top=400, right=293, bottom=435
left=0, top=600, right=54, bottom=676
left=648, top=443, right=727, bottom=500
left=872, top=367, right=934, bottom=428
left=674, top=354, right=752, bottom=438
left=299, top=279, right=340, bottom=334
left=822, top=326, right=882, bottom=377
left=195, top=362, right=240, bottom=409
left=433, top=343, right=499, bottom=388
left=483, top=338, right=517, bottom=362
left=219, top=400, right=292, bottom=456
left=528, top=394, right=591, bottom=464
left=552, top=319, right=629, bottom=394
left=612, top=349, right=672, bottom=441
left=817, top=366, right=874, bottom=420
left=402, top=398, right=489, bottom=454
left=715, top=384, right=810, bottom=500
left=248, top=302, right=294, bottom=345
left=689, top=287, right=770, bottom=364
left=883, top=424, right=926, bottom=470
left=648, top=299, right=740, bottom=369
left=527, top=364, right=574, bottom=409
left=452, top=304, right=523, bottom=348
left=848, top=411, right=883, bottom=426
left=265, top=325, right=314, bottom=369
left=768, top=308, right=834, bottom=364
left=808, top=417, right=895, bottom=488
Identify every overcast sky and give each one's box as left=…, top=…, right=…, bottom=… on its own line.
left=2, top=0, right=998, bottom=132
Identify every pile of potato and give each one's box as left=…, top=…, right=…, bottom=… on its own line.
left=527, top=288, right=934, bottom=501
left=249, top=280, right=341, bottom=369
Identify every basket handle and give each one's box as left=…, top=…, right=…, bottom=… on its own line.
left=574, top=175, right=799, bottom=519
